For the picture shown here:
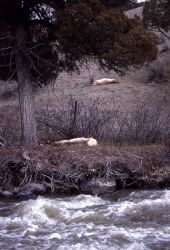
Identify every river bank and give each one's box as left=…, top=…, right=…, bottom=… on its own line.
left=0, top=144, right=169, bottom=199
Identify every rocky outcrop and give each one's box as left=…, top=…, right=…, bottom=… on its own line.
left=125, top=6, right=143, bottom=20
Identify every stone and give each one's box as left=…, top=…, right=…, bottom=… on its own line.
left=16, top=191, right=37, bottom=200
left=26, top=183, right=47, bottom=194
left=80, top=177, right=116, bottom=195
left=0, top=190, right=13, bottom=198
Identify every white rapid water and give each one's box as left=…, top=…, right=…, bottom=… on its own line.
left=0, top=190, right=170, bottom=250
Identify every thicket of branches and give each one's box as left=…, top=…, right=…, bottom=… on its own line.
left=143, top=0, right=170, bottom=39
left=38, top=95, right=170, bottom=146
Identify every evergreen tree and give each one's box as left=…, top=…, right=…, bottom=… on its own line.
left=0, top=0, right=157, bottom=145
left=101, top=0, right=138, bottom=9
left=143, top=0, right=170, bottom=38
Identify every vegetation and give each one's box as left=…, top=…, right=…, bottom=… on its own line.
left=101, top=0, right=139, bottom=9
left=0, top=144, right=170, bottom=194
left=38, top=95, right=170, bottom=146
left=143, top=0, right=170, bottom=38
left=0, top=0, right=157, bottom=145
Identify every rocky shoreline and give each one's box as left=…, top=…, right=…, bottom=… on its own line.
left=0, top=144, right=169, bottom=199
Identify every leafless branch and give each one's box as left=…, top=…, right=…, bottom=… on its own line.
left=157, top=26, right=170, bottom=40
left=0, top=46, right=12, bottom=52
left=0, top=34, right=11, bottom=40
left=7, top=69, right=17, bottom=81
left=29, top=50, right=57, bottom=68
left=0, top=63, right=14, bottom=67
left=25, top=49, right=46, bottom=79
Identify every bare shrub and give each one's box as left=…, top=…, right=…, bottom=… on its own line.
left=0, top=106, right=21, bottom=146
left=122, top=97, right=170, bottom=145
left=38, top=93, right=170, bottom=146
left=38, top=96, right=118, bottom=143
left=0, top=81, right=18, bottom=101
left=147, top=60, right=166, bottom=83
left=0, top=127, right=6, bottom=147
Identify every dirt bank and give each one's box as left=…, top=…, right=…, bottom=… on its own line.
left=0, top=144, right=169, bottom=198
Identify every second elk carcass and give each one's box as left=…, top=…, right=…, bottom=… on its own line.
left=93, top=78, right=119, bottom=86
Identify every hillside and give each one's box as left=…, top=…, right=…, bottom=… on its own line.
left=0, top=6, right=170, bottom=145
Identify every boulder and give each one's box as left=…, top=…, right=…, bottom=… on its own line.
left=16, top=191, right=37, bottom=200
left=0, top=190, right=13, bottom=198
left=26, top=183, right=47, bottom=194
left=80, top=177, right=116, bottom=195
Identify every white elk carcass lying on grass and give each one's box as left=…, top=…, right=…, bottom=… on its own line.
left=93, top=78, right=119, bottom=86
left=54, top=137, right=98, bottom=147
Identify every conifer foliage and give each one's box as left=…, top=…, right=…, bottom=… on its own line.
left=0, top=0, right=157, bottom=145
left=143, top=0, right=170, bottom=36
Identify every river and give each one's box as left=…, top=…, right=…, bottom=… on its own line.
left=0, top=190, right=170, bottom=250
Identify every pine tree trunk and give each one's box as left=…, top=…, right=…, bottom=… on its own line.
left=15, top=26, right=38, bottom=145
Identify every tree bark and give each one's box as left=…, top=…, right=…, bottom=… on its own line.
left=15, top=26, right=38, bottom=145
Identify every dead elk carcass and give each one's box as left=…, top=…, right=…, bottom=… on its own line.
left=54, top=137, right=98, bottom=147
left=93, top=78, right=119, bottom=86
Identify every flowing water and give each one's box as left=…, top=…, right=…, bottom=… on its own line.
left=0, top=190, right=170, bottom=250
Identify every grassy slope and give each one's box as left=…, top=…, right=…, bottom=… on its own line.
left=0, top=6, right=170, bottom=144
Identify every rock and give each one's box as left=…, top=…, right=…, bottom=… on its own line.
left=26, top=183, right=47, bottom=194
left=16, top=191, right=37, bottom=200
left=0, top=190, right=13, bottom=198
left=80, top=178, right=116, bottom=195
